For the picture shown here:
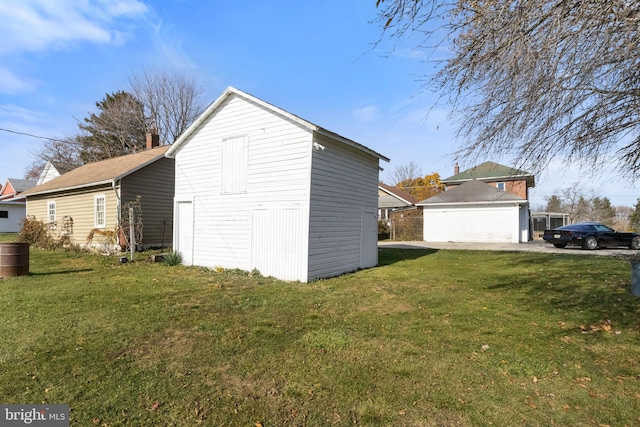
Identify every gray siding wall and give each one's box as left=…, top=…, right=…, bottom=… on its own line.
left=121, top=157, right=175, bottom=248
left=308, top=133, right=380, bottom=280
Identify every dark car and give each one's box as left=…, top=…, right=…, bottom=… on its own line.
left=543, top=221, right=640, bottom=250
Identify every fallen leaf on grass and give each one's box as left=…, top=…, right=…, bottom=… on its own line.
left=579, top=320, right=615, bottom=334
left=150, top=401, right=159, bottom=411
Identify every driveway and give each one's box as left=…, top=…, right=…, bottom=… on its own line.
left=378, top=239, right=636, bottom=258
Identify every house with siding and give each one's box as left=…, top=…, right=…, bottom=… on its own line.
left=378, top=182, right=418, bottom=220
left=166, top=86, right=389, bottom=282
left=0, top=178, right=37, bottom=232
left=0, top=200, right=27, bottom=233
left=22, top=138, right=174, bottom=249
left=443, top=161, right=535, bottom=200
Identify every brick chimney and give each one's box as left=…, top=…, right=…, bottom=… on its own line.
left=146, top=132, right=160, bottom=150
left=454, top=162, right=459, bottom=175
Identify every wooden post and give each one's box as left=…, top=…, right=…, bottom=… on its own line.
left=129, top=206, right=135, bottom=261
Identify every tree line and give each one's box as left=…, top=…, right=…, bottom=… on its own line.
left=544, top=183, right=640, bottom=232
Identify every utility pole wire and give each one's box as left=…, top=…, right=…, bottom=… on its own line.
left=0, top=127, right=66, bottom=143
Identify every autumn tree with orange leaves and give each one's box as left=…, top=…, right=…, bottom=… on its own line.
left=396, top=172, right=444, bottom=201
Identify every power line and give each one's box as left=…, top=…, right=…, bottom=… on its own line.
left=0, top=127, right=65, bottom=142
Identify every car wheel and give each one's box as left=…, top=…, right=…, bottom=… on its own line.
left=630, top=236, right=640, bottom=250
left=553, top=243, right=567, bottom=248
left=582, top=236, right=598, bottom=250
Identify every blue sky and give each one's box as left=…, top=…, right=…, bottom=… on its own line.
left=0, top=0, right=637, bottom=208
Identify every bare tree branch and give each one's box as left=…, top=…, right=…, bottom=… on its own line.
left=129, top=69, right=206, bottom=145
left=375, top=0, right=640, bottom=178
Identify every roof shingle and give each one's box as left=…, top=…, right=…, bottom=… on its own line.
left=418, top=180, right=526, bottom=205
left=22, top=146, right=170, bottom=196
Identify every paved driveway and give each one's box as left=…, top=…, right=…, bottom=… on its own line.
left=379, top=239, right=636, bottom=258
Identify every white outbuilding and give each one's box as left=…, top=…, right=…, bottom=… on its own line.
left=165, top=87, right=389, bottom=282
left=418, top=180, right=530, bottom=243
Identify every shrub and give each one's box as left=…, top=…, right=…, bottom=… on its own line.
left=18, top=217, right=78, bottom=251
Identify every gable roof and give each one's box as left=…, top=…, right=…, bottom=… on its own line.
left=1, top=178, right=36, bottom=197
left=378, top=182, right=418, bottom=207
left=37, top=161, right=61, bottom=185
left=443, top=161, right=535, bottom=187
left=165, top=86, right=389, bottom=162
left=22, top=146, right=171, bottom=197
left=417, top=179, right=527, bottom=205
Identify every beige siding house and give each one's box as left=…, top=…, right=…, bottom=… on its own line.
left=22, top=144, right=174, bottom=249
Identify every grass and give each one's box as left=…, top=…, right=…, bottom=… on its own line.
left=1, top=236, right=640, bottom=426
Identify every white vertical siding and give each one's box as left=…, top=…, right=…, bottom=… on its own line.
left=519, top=204, right=530, bottom=242
left=251, top=208, right=307, bottom=281
left=175, top=200, right=194, bottom=264
left=307, top=134, right=380, bottom=280
left=173, top=94, right=312, bottom=274
left=360, top=209, right=378, bottom=268
left=221, top=136, right=248, bottom=194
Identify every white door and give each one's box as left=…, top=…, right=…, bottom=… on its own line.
left=360, top=209, right=378, bottom=269
left=251, top=208, right=306, bottom=281
left=176, top=201, right=193, bottom=265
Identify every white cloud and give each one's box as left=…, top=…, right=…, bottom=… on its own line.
left=0, top=68, right=37, bottom=95
left=0, top=1, right=148, bottom=55
left=352, top=105, right=379, bottom=123
left=0, top=104, right=45, bottom=123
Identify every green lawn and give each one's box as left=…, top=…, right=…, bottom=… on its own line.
left=1, top=239, right=639, bottom=426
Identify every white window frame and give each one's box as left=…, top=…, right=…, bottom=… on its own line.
left=221, top=135, right=248, bottom=194
left=496, top=182, right=505, bottom=190
left=47, top=201, right=56, bottom=229
left=94, top=194, right=106, bottom=228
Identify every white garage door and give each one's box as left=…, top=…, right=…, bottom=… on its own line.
left=424, top=205, right=518, bottom=243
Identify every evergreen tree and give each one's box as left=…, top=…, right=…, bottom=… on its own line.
left=76, top=91, right=147, bottom=163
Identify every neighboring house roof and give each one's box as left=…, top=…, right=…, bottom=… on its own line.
left=37, top=161, right=61, bottom=185
left=442, top=161, right=535, bottom=188
left=166, top=86, right=390, bottom=163
left=378, top=182, right=418, bottom=208
left=1, top=178, right=36, bottom=198
left=8, top=178, right=37, bottom=193
left=417, top=179, right=527, bottom=205
left=22, top=146, right=171, bottom=197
